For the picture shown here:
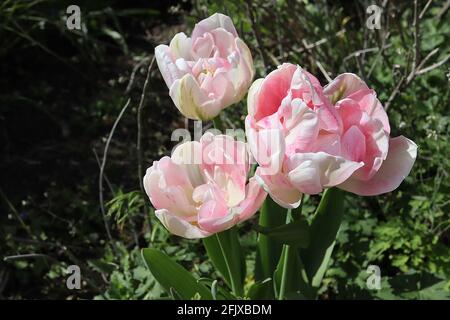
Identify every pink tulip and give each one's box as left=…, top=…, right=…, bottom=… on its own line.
left=323, top=73, right=417, bottom=196
left=143, top=133, right=266, bottom=238
left=246, top=63, right=361, bottom=208
left=155, top=13, right=254, bottom=121
left=245, top=64, right=417, bottom=208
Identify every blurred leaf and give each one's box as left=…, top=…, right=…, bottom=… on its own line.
left=246, top=278, right=272, bottom=300
left=141, top=248, right=212, bottom=300
left=202, top=228, right=245, bottom=297
left=300, top=188, right=344, bottom=293
left=255, top=197, right=287, bottom=283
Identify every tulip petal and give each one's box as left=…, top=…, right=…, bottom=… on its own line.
left=192, top=32, right=214, bottom=58
left=233, top=177, right=267, bottom=221
left=286, top=152, right=364, bottom=194
left=197, top=186, right=237, bottom=233
left=143, top=158, right=198, bottom=217
left=313, top=132, right=341, bottom=156
left=255, top=168, right=303, bottom=209
left=170, top=74, right=215, bottom=120
left=155, top=209, right=211, bottom=239
left=324, top=73, right=368, bottom=104
left=283, top=98, right=320, bottom=155
left=246, top=116, right=285, bottom=175
left=341, top=125, right=366, bottom=162
left=339, top=136, right=417, bottom=196
left=192, top=13, right=238, bottom=40
left=253, top=63, right=297, bottom=121
left=247, top=78, right=264, bottom=117
left=346, top=89, right=390, bottom=133
left=230, top=38, right=254, bottom=101
left=169, top=32, right=193, bottom=60
left=155, top=44, right=184, bottom=88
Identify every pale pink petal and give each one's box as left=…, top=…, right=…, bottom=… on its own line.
left=234, top=177, right=267, bottom=221
left=339, top=136, right=417, bottom=196
left=255, top=168, right=303, bottom=209
left=317, top=103, right=342, bottom=133
left=283, top=98, right=320, bottom=155
left=197, top=187, right=236, bottom=233
left=353, top=119, right=389, bottom=181
left=155, top=209, right=211, bottom=239
left=229, top=38, right=254, bottom=100
left=324, top=73, right=368, bottom=104
left=245, top=116, right=285, bottom=175
left=171, top=141, right=205, bottom=187
left=313, top=132, right=341, bottom=156
left=169, top=32, right=193, bottom=60
left=210, top=28, right=236, bottom=57
left=253, top=63, right=297, bottom=121
left=247, top=78, right=264, bottom=117
left=346, top=89, right=390, bottom=133
left=341, top=125, right=366, bottom=162
left=155, top=44, right=184, bottom=88
left=169, top=74, right=213, bottom=120
left=143, top=159, right=197, bottom=217
left=200, top=134, right=248, bottom=207
left=336, top=98, right=371, bottom=131
left=286, top=152, right=364, bottom=194
left=192, top=33, right=214, bottom=58
left=192, top=13, right=238, bottom=40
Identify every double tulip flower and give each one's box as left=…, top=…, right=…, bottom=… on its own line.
left=155, top=13, right=254, bottom=121
left=145, top=13, right=417, bottom=238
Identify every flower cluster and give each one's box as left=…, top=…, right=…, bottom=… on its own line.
left=145, top=13, right=417, bottom=238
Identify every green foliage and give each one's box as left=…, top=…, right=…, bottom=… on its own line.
left=106, top=190, right=145, bottom=226
left=254, top=197, right=287, bottom=290
left=94, top=244, right=162, bottom=300
left=142, top=248, right=212, bottom=300
left=255, top=217, right=310, bottom=248
left=202, top=228, right=246, bottom=296
left=1, top=0, right=449, bottom=300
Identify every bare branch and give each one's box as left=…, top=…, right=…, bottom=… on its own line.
left=416, top=52, right=450, bottom=75
left=245, top=0, right=268, bottom=74
left=419, top=0, right=433, bottom=19
left=416, top=47, right=440, bottom=71
left=316, top=61, right=333, bottom=83
left=137, top=57, right=155, bottom=197
left=125, top=57, right=150, bottom=94
left=437, top=0, right=450, bottom=20
left=410, top=0, right=420, bottom=78
left=3, top=253, right=58, bottom=263
left=384, top=75, right=406, bottom=111
left=99, top=98, right=131, bottom=246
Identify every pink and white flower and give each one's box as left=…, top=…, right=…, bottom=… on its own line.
left=245, top=64, right=417, bottom=208
left=143, top=133, right=266, bottom=238
left=155, top=13, right=254, bottom=120
left=323, top=73, right=417, bottom=196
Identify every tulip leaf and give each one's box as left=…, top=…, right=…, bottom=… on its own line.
left=273, top=242, right=312, bottom=299
left=203, top=236, right=231, bottom=286
left=246, top=278, right=273, bottom=300
left=300, top=188, right=344, bottom=295
left=141, top=248, right=212, bottom=300
left=255, top=217, right=310, bottom=247
left=255, top=197, right=287, bottom=283
left=202, top=227, right=245, bottom=297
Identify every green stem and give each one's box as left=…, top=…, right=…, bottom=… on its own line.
left=278, top=244, right=291, bottom=300
left=212, top=114, right=225, bottom=132
left=215, top=232, right=243, bottom=296
left=279, top=194, right=305, bottom=300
